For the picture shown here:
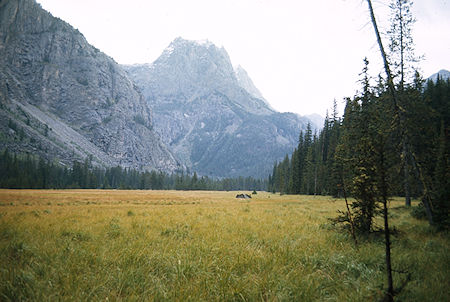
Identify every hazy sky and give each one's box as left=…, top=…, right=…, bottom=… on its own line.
left=36, top=0, right=450, bottom=117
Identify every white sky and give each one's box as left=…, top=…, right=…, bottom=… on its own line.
left=36, top=0, right=450, bottom=117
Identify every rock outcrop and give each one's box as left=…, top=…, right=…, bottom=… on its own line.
left=0, top=0, right=180, bottom=172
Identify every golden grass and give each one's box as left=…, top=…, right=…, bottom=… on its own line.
left=0, top=190, right=448, bottom=301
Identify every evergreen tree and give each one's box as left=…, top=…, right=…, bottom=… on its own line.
left=326, top=100, right=342, bottom=197
left=388, top=0, right=421, bottom=206
left=388, top=0, right=418, bottom=89
left=288, top=148, right=299, bottom=194
left=432, top=122, right=450, bottom=229
left=336, top=59, right=388, bottom=233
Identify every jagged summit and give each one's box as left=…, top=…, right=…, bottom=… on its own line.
left=157, top=37, right=228, bottom=64
left=125, top=37, right=273, bottom=116
left=170, top=37, right=216, bottom=49
left=148, top=37, right=238, bottom=96
left=124, top=37, right=309, bottom=178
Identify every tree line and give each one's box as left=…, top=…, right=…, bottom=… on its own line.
left=0, top=150, right=267, bottom=191
left=269, top=67, right=449, bottom=229
left=268, top=101, right=342, bottom=197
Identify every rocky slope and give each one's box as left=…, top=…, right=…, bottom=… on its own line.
left=0, top=0, right=180, bottom=171
left=124, top=38, right=311, bottom=178
left=234, top=65, right=273, bottom=110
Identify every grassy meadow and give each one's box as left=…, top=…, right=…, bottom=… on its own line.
left=0, top=189, right=448, bottom=301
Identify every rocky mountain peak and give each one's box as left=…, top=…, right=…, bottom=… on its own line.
left=125, top=37, right=274, bottom=115
left=0, top=0, right=180, bottom=172
left=148, top=37, right=237, bottom=96
left=124, top=37, right=310, bottom=177
left=163, top=37, right=227, bottom=60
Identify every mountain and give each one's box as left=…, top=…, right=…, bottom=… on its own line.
left=0, top=0, right=180, bottom=172
left=304, top=113, right=324, bottom=130
left=124, top=38, right=311, bottom=178
left=427, top=69, right=450, bottom=82
left=234, top=65, right=273, bottom=110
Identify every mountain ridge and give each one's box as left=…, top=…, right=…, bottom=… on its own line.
left=0, top=0, right=180, bottom=172
left=124, top=38, right=311, bottom=178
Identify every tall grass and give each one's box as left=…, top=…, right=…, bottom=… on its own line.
left=0, top=190, right=448, bottom=301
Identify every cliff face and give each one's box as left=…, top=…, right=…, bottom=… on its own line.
left=125, top=38, right=310, bottom=178
left=0, top=0, right=180, bottom=171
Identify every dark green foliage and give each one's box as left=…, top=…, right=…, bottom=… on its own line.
left=0, top=149, right=267, bottom=191
left=269, top=70, right=450, bottom=230
left=432, top=122, right=450, bottom=229
left=334, top=58, right=396, bottom=234
left=410, top=203, right=427, bottom=220
left=269, top=114, right=341, bottom=196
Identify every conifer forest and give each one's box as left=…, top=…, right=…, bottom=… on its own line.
left=268, top=74, right=449, bottom=229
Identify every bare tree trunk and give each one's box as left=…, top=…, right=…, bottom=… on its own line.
left=380, top=150, right=394, bottom=301
left=378, top=138, right=394, bottom=301
left=342, top=177, right=358, bottom=246
left=366, top=0, right=397, bottom=102
left=382, top=193, right=394, bottom=301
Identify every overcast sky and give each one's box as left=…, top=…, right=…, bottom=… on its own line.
left=36, top=0, right=450, bottom=117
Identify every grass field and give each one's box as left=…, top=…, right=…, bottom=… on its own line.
left=0, top=190, right=448, bottom=301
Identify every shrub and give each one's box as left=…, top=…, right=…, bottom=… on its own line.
left=411, top=203, right=427, bottom=220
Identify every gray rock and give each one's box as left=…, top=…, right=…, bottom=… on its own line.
left=124, top=38, right=311, bottom=178
left=0, top=0, right=180, bottom=172
left=234, top=64, right=273, bottom=110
